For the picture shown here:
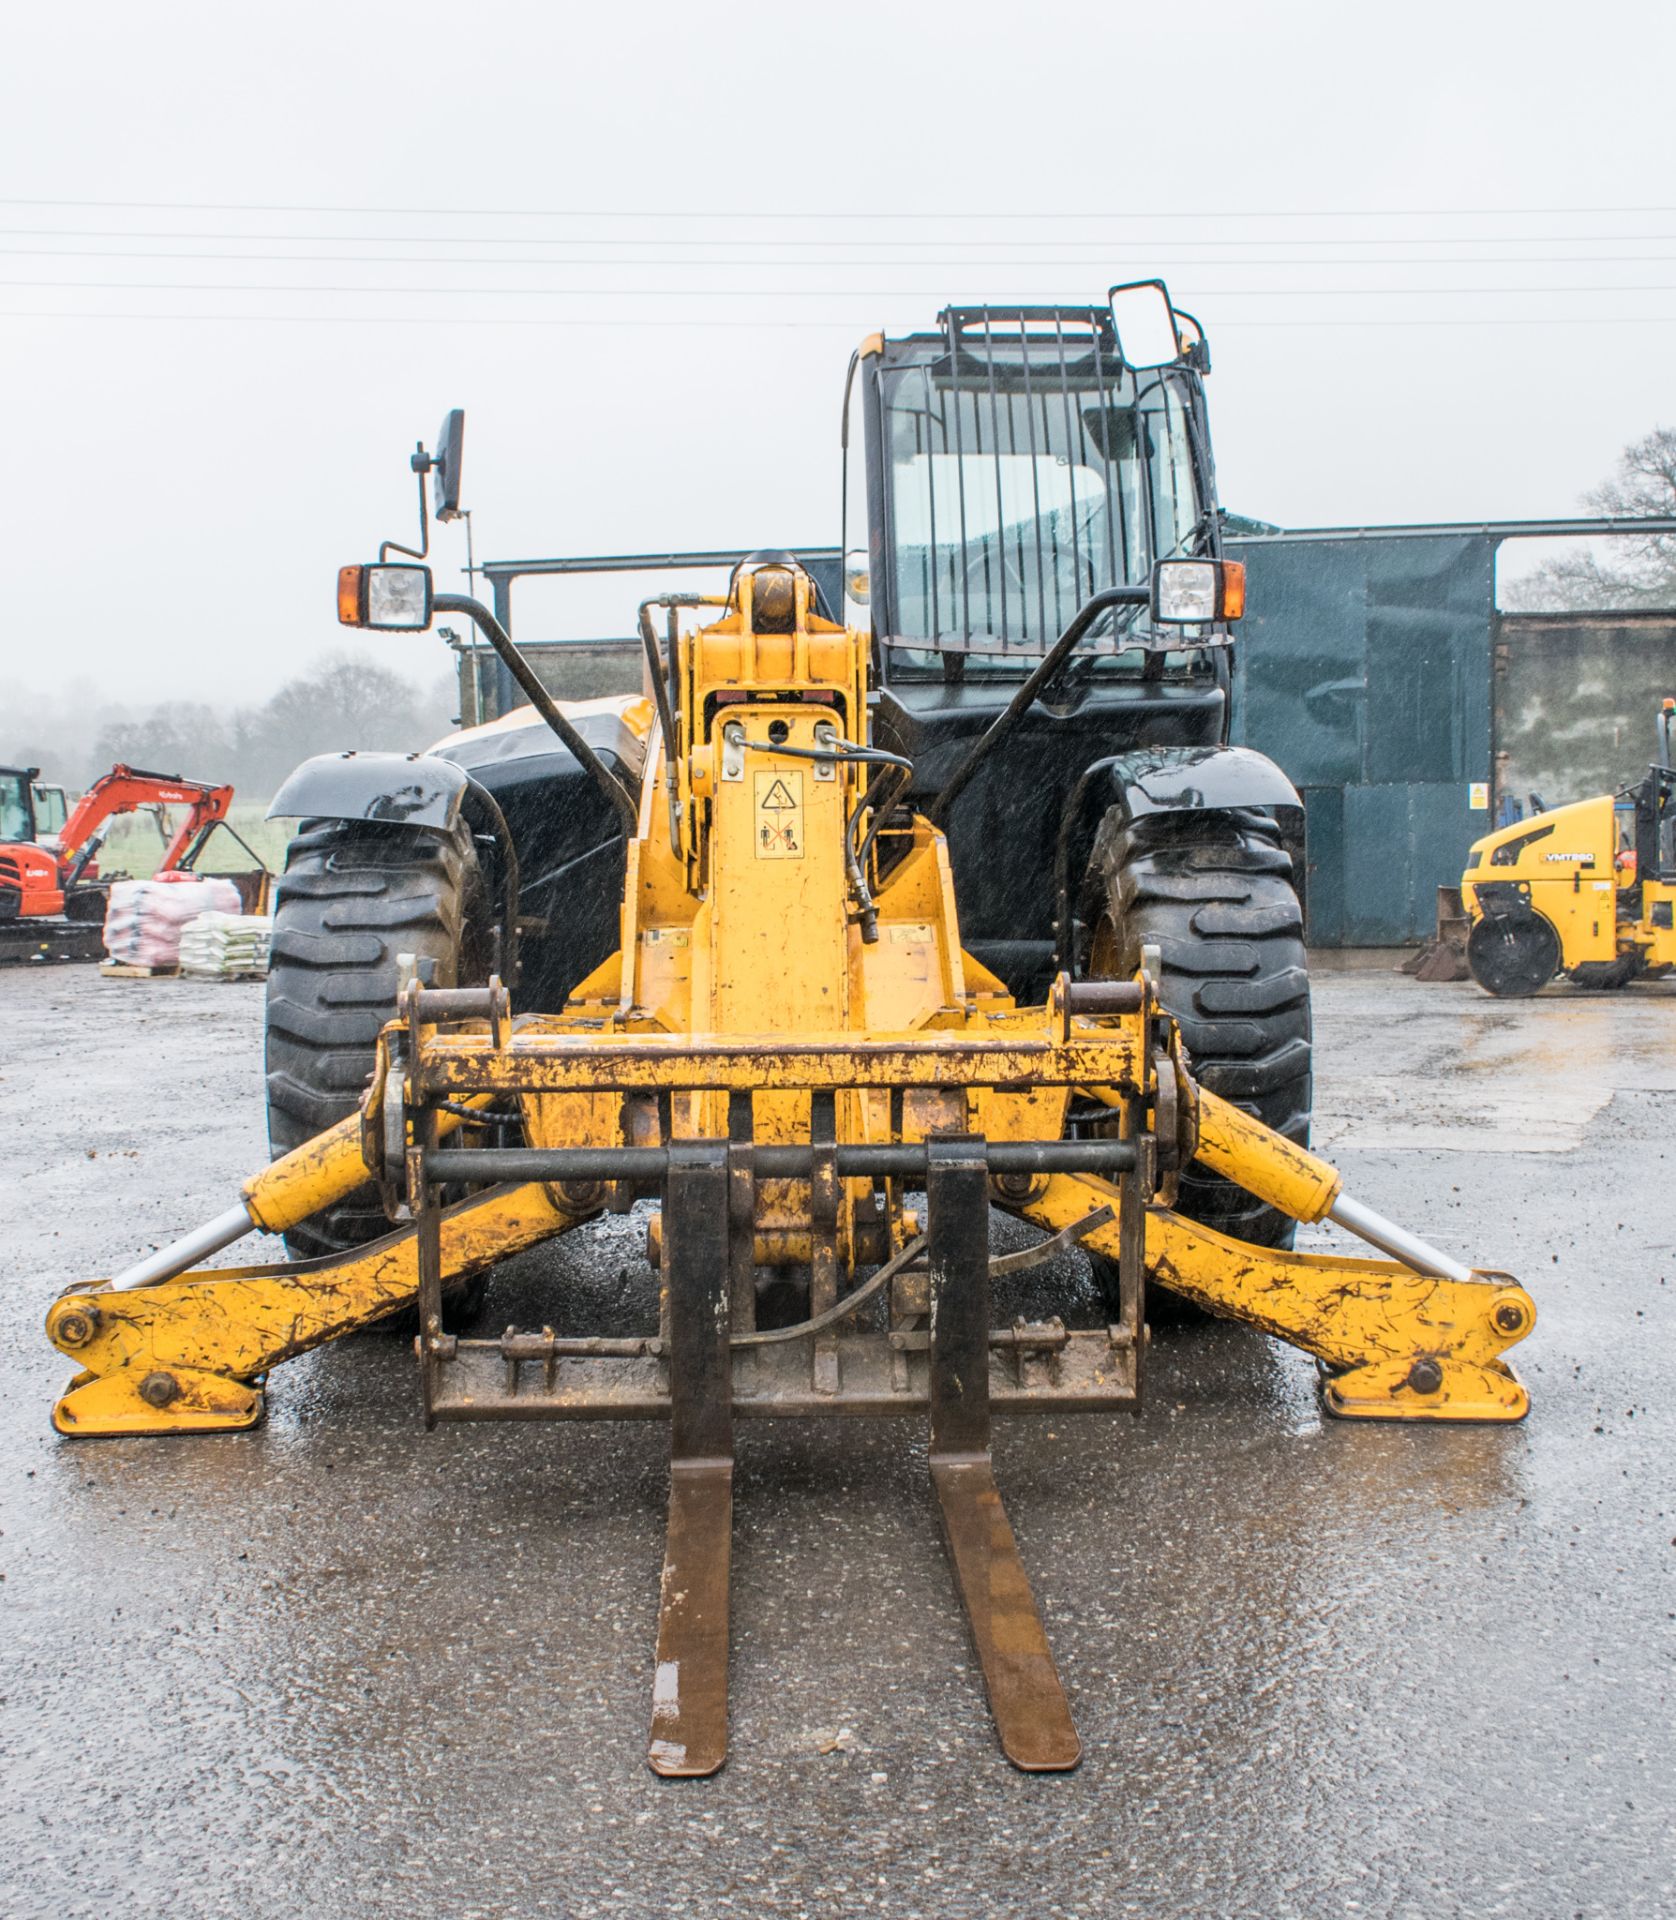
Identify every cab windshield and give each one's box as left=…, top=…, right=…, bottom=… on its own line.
left=0, top=772, right=34, bottom=843
left=872, top=317, right=1208, bottom=673
left=32, top=784, right=67, bottom=836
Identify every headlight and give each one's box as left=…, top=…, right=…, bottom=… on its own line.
left=1151, top=558, right=1245, bottom=625
left=338, top=563, right=434, bottom=630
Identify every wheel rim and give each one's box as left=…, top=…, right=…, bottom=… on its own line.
left=1468, top=912, right=1559, bottom=996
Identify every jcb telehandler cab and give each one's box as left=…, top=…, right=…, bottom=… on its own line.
left=846, top=289, right=1309, bottom=1252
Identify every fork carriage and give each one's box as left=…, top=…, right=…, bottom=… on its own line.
left=396, top=978, right=1160, bottom=1424
left=393, top=981, right=1165, bottom=1776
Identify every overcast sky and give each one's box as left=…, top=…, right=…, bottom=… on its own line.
left=4, top=0, right=1675, bottom=710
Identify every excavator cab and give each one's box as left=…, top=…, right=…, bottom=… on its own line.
left=0, top=766, right=37, bottom=846
left=32, top=780, right=69, bottom=842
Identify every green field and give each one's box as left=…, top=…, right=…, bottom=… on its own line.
left=93, top=801, right=293, bottom=879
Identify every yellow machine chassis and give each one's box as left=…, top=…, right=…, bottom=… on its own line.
left=48, top=557, right=1534, bottom=1774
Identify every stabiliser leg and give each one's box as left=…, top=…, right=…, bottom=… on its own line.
left=1013, top=1173, right=1534, bottom=1424
left=647, top=1143, right=734, bottom=1779
left=49, top=1179, right=584, bottom=1437
left=926, top=1141, right=1081, bottom=1773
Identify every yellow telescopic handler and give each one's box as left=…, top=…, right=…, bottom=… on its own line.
left=46, top=304, right=1534, bottom=1778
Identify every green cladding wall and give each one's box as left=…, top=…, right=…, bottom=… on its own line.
left=1226, top=532, right=1495, bottom=946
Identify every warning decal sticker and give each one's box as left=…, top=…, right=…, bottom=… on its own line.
left=754, top=770, right=804, bottom=859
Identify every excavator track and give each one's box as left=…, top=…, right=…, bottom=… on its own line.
left=0, top=920, right=104, bottom=965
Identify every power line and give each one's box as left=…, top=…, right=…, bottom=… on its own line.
left=2, top=309, right=1672, bottom=330
left=6, top=245, right=1676, bottom=271
left=6, top=225, right=1676, bottom=250
left=0, top=311, right=904, bottom=330
left=2, top=196, right=1675, bottom=218
left=5, top=278, right=1675, bottom=297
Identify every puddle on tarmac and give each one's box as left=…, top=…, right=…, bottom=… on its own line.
left=1312, top=986, right=1676, bottom=1153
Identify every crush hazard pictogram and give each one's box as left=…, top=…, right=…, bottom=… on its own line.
left=753, top=770, right=804, bottom=859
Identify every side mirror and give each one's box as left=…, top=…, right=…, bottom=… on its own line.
left=430, top=408, right=465, bottom=522
left=1109, top=280, right=1182, bottom=371
left=1151, top=558, right=1245, bottom=625
left=338, top=563, right=434, bottom=630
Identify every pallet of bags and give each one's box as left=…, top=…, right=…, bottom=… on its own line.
left=101, top=875, right=243, bottom=973
left=178, top=910, right=274, bottom=980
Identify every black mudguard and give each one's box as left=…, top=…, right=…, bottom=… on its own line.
left=267, top=751, right=470, bottom=830
left=1084, top=745, right=1307, bottom=948
left=1096, top=743, right=1302, bottom=824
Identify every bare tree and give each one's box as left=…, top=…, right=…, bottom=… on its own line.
left=1503, top=427, right=1676, bottom=611
left=25, top=655, right=462, bottom=802
left=94, top=702, right=238, bottom=782
left=236, top=655, right=455, bottom=793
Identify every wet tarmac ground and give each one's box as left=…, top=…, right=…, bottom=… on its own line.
left=2, top=962, right=1673, bottom=1919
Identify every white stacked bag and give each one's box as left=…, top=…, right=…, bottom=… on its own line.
left=102, top=875, right=243, bottom=970
left=178, top=910, right=274, bottom=979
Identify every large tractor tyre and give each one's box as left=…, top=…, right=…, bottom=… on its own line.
left=264, top=818, right=493, bottom=1313
left=1466, top=909, right=1561, bottom=998
left=1081, top=808, right=1313, bottom=1288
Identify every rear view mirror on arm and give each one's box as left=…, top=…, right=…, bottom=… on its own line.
left=429, top=408, right=465, bottom=522
left=1109, top=280, right=1182, bottom=370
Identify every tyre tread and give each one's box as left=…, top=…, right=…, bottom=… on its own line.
left=1085, top=808, right=1313, bottom=1251
left=264, top=819, right=483, bottom=1265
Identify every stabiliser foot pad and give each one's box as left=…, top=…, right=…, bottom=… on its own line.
left=1322, top=1357, right=1529, bottom=1422
left=52, top=1367, right=264, bottom=1437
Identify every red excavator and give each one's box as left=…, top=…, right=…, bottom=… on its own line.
left=0, top=763, right=260, bottom=963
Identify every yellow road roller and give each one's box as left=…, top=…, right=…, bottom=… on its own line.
left=1463, top=700, right=1676, bottom=995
